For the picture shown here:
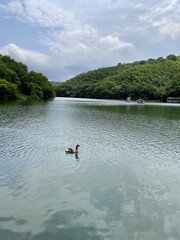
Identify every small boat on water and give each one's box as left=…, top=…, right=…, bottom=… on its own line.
left=137, top=98, right=144, bottom=104
left=167, top=97, right=180, bottom=103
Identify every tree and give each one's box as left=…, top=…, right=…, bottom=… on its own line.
left=55, top=54, right=180, bottom=101
left=166, top=54, right=177, bottom=61
left=0, top=61, right=19, bottom=84
left=0, top=79, right=19, bottom=100
left=0, top=55, right=55, bottom=100
left=166, top=73, right=180, bottom=97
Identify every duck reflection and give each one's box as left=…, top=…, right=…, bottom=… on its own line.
left=65, top=152, right=80, bottom=161
left=75, top=152, right=80, bottom=161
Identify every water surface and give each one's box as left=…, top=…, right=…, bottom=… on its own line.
left=0, top=98, right=180, bottom=240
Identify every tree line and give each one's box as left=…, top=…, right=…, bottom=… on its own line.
left=0, top=55, right=55, bottom=100
left=55, top=54, right=180, bottom=101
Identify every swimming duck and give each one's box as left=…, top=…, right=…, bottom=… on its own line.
left=65, top=144, right=80, bottom=153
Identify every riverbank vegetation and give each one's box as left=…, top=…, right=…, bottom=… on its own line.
left=0, top=55, right=55, bottom=100
left=55, top=55, right=180, bottom=101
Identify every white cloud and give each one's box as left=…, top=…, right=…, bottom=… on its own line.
left=150, top=0, right=178, bottom=16
left=0, top=1, right=135, bottom=62
left=152, top=18, right=180, bottom=39
left=0, top=0, right=76, bottom=28
left=99, top=35, right=134, bottom=51
left=0, top=43, right=50, bottom=69
left=0, top=0, right=179, bottom=81
left=135, top=0, right=180, bottom=39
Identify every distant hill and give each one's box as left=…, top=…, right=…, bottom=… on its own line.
left=55, top=55, right=180, bottom=101
left=50, top=81, right=64, bottom=86
left=0, top=55, right=55, bottom=100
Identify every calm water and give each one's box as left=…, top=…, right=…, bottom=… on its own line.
left=0, top=97, right=180, bottom=240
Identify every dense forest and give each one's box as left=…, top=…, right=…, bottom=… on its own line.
left=0, top=55, right=55, bottom=100
left=56, top=55, right=180, bottom=101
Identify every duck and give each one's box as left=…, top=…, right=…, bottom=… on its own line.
left=65, top=144, right=80, bottom=153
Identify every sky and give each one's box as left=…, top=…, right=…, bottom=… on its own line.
left=0, top=0, right=179, bottom=82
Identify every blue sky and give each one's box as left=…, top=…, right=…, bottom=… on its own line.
left=0, top=0, right=179, bottom=82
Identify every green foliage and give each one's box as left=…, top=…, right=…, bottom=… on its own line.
left=0, top=79, right=19, bottom=100
left=55, top=55, right=180, bottom=101
left=0, top=55, right=55, bottom=100
left=0, top=61, right=19, bottom=84
left=165, top=73, right=180, bottom=97
left=24, top=82, right=43, bottom=99
left=29, top=71, right=55, bottom=99
left=166, top=54, right=177, bottom=61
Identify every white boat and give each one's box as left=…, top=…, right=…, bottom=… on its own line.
left=167, top=97, right=180, bottom=103
left=137, top=98, right=144, bottom=103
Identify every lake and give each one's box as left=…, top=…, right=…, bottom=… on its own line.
left=0, top=97, right=180, bottom=240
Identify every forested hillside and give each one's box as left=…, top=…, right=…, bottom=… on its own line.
left=0, top=55, right=55, bottom=100
left=56, top=55, right=180, bottom=101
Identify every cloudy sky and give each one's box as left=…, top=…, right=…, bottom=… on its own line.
left=0, top=0, right=179, bottom=82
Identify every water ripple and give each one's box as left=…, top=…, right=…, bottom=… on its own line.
left=0, top=98, right=180, bottom=239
